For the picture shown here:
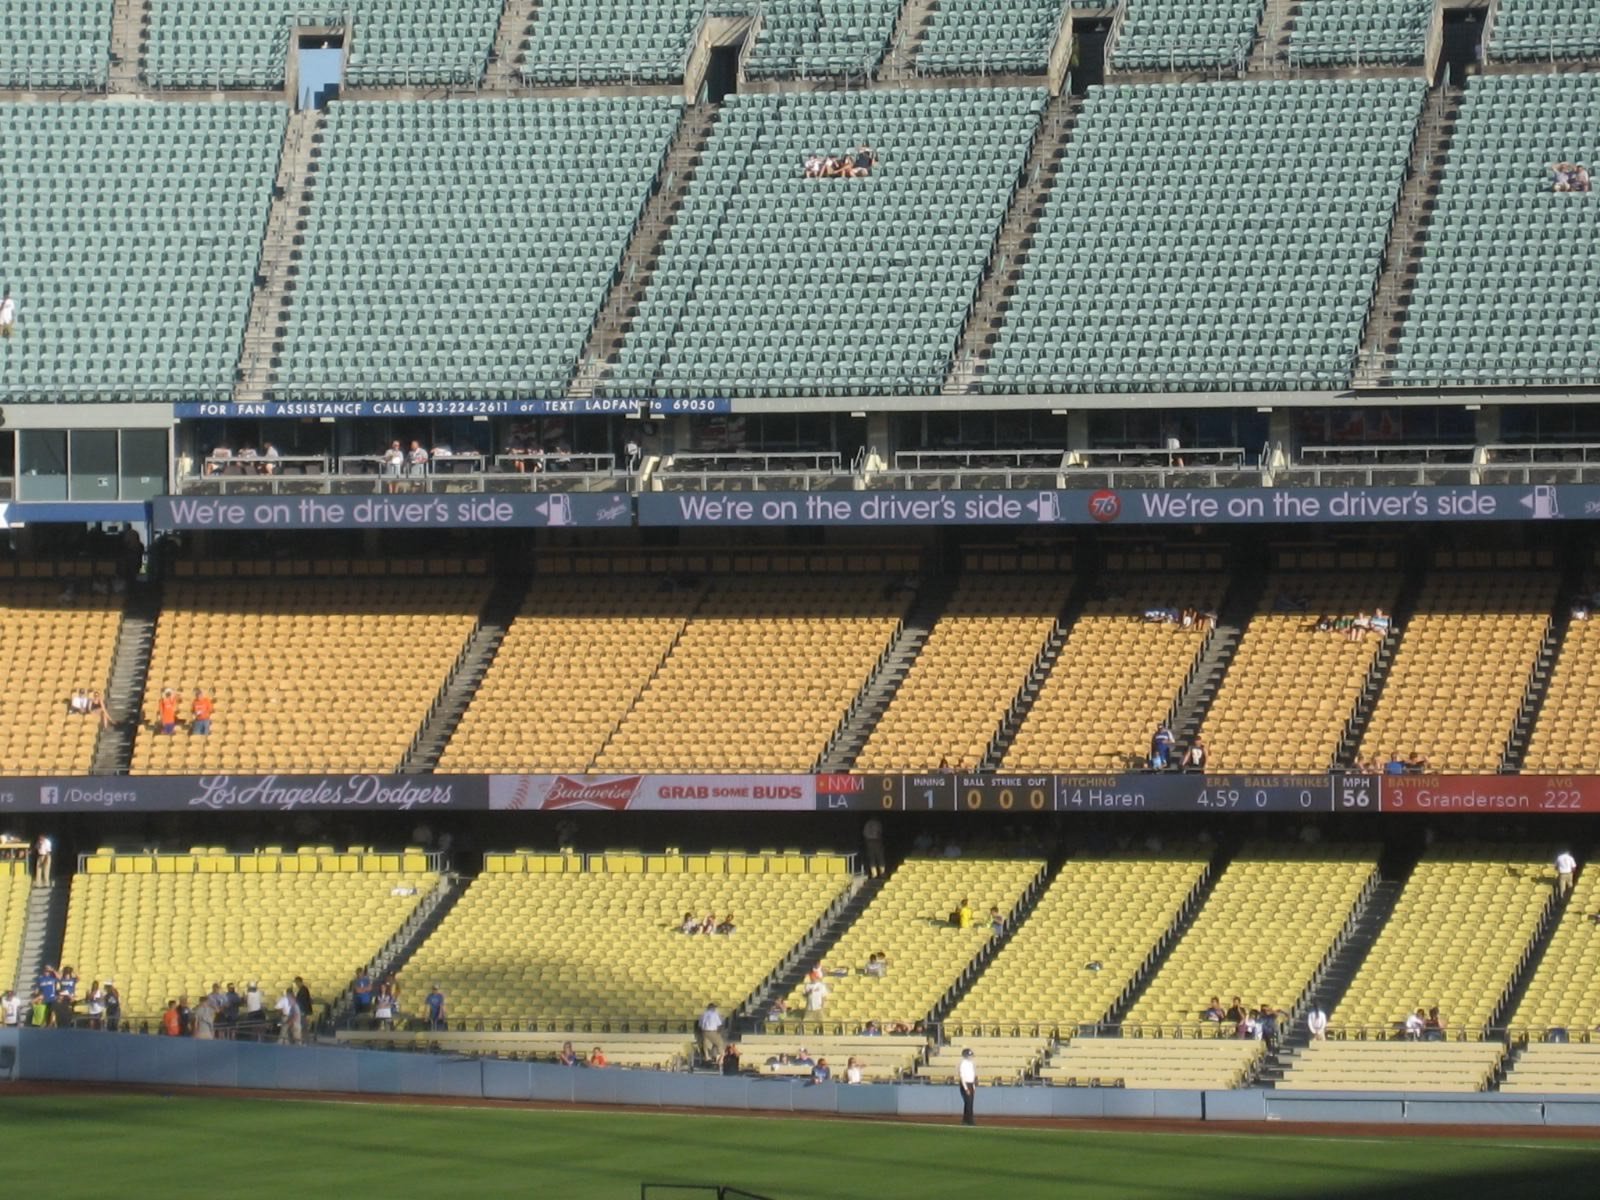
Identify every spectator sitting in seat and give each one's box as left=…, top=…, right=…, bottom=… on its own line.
left=206, top=446, right=231, bottom=475
left=792, top=1047, right=814, bottom=1066
left=1181, top=737, right=1208, bottom=772
left=863, top=1021, right=883, bottom=1036
left=1369, top=607, right=1391, bottom=635
left=1202, top=996, right=1225, bottom=1022
left=1406, top=751, right=1430, bottom=773
left=803, top=154, right=825, bottom=178
left=1346, top=612, right=1372, bottom=642
left=845, top=1056, right=863, bottom=1084
left=0, top=286, right=15, bottom=338
left=260, top=442, right=279, bottom=475
left=1224, top=995, right=1245, bottom=1024
left=851, top=144, right=878, bottom=176
left=1553, top=162, right=1575, bottom=192
left=1404, top=1008, right=1426, bottom=1040
left=698, top=911, right=717, bottom=935
left=1425, top=1007, right=1445, bottom=1036
left=1313, top=614, right=1335, bottom=633
left=717, top=913, right=737, bottom=935
left=679, top=911, right=699, bottom=935
left=766, top=998, right=788, bottom=1021
left=1384, top=751, right=1408, bottom=776
left=810, top=1057, right=832, bottom=1084
left=68, top=689, right=91, bottom=716
left=557, top=1041, right=578, bottom=1066
left=864, top=952, right=888, bottom=978
left=954, top=898, right=974, bottom=929
left=989, top=906, right=1005, bottom=936
left=1575, top=164, right=1592, bottom=193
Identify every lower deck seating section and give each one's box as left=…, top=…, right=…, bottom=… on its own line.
left=1501, top=1044, right=1600, bottom=1094
left=1393, top=74, right=1600, bottom=386
left=1287, top=0, right=1431, bottom=66
left=1040, top=1038, right=1265, bottom=1089
left=855, top=575, right=1070, bottom=773
left=439, top=583, right=698, bottom=774
left=275, top=97, right=680, bottom=400
left=1201, top=575, right=1396, bottom=772
left=0, top=0, right=111, bottom=87
left=1278, top=1041, right=1507, bottom=1092
left=1112, top=0, right=1265, bottom=70
left=0, top=582, right=121, bottom=773
left=743, top=0, right=900, bottom=78
left=741, top=1032, right=927, bottom=1082
left=915, top=0, right=1063, bottom=75
left=0, top=862, right=30, bottom=994
left=1125, top=846, right=1377, bottom=1030
left=400, top=850, right=850, bottom=1022
left=1358, top=572, right=1557, bottom=772
left=519, top=0, right=700, bottom=84
left=1003, top=576, right=1222, bottom=771
left=131, top=577, right=486, bottom=775
left=1508, top=863, right=1598, bottom=1038
left=1332, top=848, right=1552, bottom=1038
left=946, top=850, right=1210, bottom=1033
left=1525, top=613, right=1600, bottom=772
left=0, top=103, right=283, bottom=403
left=782, top=857, right=1044, bottom=1027
left=145, top=0, right=501, bottom=87
left=984, top=79, right=1423, bottom=393
left=1491, top=1, right=1600, bottom=62
left=339, top=1029, right=694, bottom=1068
left=916, top=1034, right=1050, bottom=1084
left=61, top=846, right=438, bottom=1021
left=594, top=575, right=905, bottom=773
left=604, top=88, right=1044, bottom=398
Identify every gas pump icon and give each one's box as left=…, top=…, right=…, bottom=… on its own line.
left=1530, top=486, right=1560, bottom=520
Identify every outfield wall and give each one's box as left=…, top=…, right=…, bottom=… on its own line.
left=6, top=1030, right=1600, bottom=1127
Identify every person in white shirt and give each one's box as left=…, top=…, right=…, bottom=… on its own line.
left=845, top=1056, right=863, bottom=1085
left=1306, top=1005, right=1328, bottom=1042
left=802, top=971, right=829, bottom=1014
left=33, top=834, right=52, bottom=886
left=697, top=1001, right=725, bottom=1065
left=957, top=1048, right=977, bottom=1126
left=1, top=989, right=21, bottom=1027
left=0, top=287, right=15, bottom=338
left=1556, top=850, right=1577, bottom=898
left=245, top=981, right=264, bottom=1017
left=407, top=440, right=429, bottom=479
left=1403, top=1009, right=1426, bottom=1040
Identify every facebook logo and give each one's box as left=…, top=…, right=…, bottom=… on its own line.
left=39, top=787, right=58, bottom=806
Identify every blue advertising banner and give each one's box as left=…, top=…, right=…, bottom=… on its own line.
left=150, top=492, right=632, bottom=532
left=638, top=484, right=1598, bottom=527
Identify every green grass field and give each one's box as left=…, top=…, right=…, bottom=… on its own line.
left=1, top=1095, right=1598, bottom=1198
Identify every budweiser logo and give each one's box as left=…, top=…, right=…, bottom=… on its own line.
left=537, top=775, right=644, bottom=811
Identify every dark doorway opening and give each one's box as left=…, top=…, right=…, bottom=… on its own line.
left=1436, top=9, right=1482, bottom=87
left=1070, top=21, right=1108, bottom=95
left=706, top=43, right=741, bottom=103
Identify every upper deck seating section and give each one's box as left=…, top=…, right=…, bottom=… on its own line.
left=743, top=0, right=901, bottom=79
left=0, top=0, right=111, bottom=88
left=131, top=577, right=486, bottom=775
left=1508, top=862, right=1599, bottom=1038
left=1332, top=847, right=1553, bottom=1038
left=1003, top=576, right=1223, bottom=772
left=145, top=0, right=502, bottom=88
left=1490, top=1, right=1600, bottom=62
left=1525, top=613, right=1600, bottom=773
left=915, top=0, right=1064, bottom=75
left=855, top=575, right=1071, bottom=773
left=1392, top=73, right=1600, bottom=387
left=273, top=97, right=681, bottom=402
left=0, top=581, right=122, bottom=774
left=946, top=850, right=1209, bottom=1033
left=1287, top=0, right=1432, bottom=67
left=1125, top=846, right=1377, bottom=1029
left=593, top=575, right=906, bottom=774
left=982, top=79, right=1424, bottom=394
left=400, top=850, right=851, bottom=1023
left=62, top=845, right=438, bottom=1022
left=1112, top=0, right=1265, bottom=71
left=518, top=0, right=701, bottom=85
left=438, top=582, right=699, bottom=774
left=1200, top=575, right=1397, bottom=773
left=602, top=88, right=1045, bottom=399
left=0, top=103, right=283, bottom=404
left=1358, top=572, right=1557, bottom=773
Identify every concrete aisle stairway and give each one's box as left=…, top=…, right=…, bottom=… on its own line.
left=91, top=580, right=163, bottom=776
left=107, top=0, right=147, bottom=94
left=486, top=0, right=541, bottom=89
left=13, top=881, right=69, bottom=1000
left=879, top=0, right=941, bottom=80
left=741, top=874, right=883, bottom=1027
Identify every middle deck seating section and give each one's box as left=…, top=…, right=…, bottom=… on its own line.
left=983, top=79, right=1424, bottom=393
left=0, top=580, right=122, bottom=774
left=401, top=850, right=851, bottom=1022
left=61, top=845, right=438, bottom=1021
left=518, top=0, right=701, bottom=85
left=603, top=88, right=1045, bottom=398
left=274, top=97, right=681, bottom=401
left=145, top=0, right=502, bottom=88
left=1200, top=575, right=1397, bottom=773
left=1125, top=846, right=1378, bottom=1030
left=132, top=577, right=486, bottom=775
left=1393, top=73, right=1600, bottom=386
left=1508, top=862, right=1599, bottom=1038
left=946, top=850, right=1210, bottom=1034
left=1524, top=612, right=1600, bottom=773
left=854, top=575, right=1071, bottom=773
left=0, top=102, right=284, bottom=403
left=782, top=856, right=1045, bottom=1027
left=0, top=0, right=111, bottom=88
left=1287, top=0, right=1432, bottom=67
left=915, top=0, right=1065, bottom=75
left=1332, top=848, right=1553, bottom=1038
left=1111, top=0, right=1265, bottom=70
left=1003, top=576, right=1222, bottom=772
left=439, top=582, right=700, bottom=774
left=593, top=575, right=906, bottom=773
left=1358, top=572, right=1557, bottom=772
left=1490, top=1, right=1600, bottom=62
left=742, top=0, right=901, bottom=79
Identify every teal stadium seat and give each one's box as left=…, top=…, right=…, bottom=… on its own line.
left=1392, top=73, right=1600, bottom=387
left=982, top=78, right=1426, bottom=394
left=144, top=0, right=501, bottom=88
left=1112, top=0, right=1264, bottom=71
left=1491, top=0, right=1600, bottom=62
left=1287, top=0, right=1431, bottom=67
left=0, top=0, right=111, bottom=88
left=0, top=103, right=285, bottom=403
left=601, top=88, right=1047, bottom=399
left=273, top=96, right=681, bottom=401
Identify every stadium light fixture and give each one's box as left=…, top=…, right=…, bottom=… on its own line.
left=1464, top=403, right=1481, bottom=411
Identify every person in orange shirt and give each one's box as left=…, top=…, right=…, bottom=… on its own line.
left=161, top=999, right=182, bottom=1036
left=191, top=688, right=214, bottom=736
left=157, top=688, right=179, bottom=735
left=589, top=1046, right=608, bottom=1068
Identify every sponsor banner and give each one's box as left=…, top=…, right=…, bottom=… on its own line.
left=638, top=485, right=1599, bottom=528
left=0, top=774, right=487, bottom=813
left=490, top=774, right=816, bottom=811
left=1379, top=775, right=1600, bottom=814
left=173, top=399, right=646, bottom=419
left=151, top=492, right=632, bottom=532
